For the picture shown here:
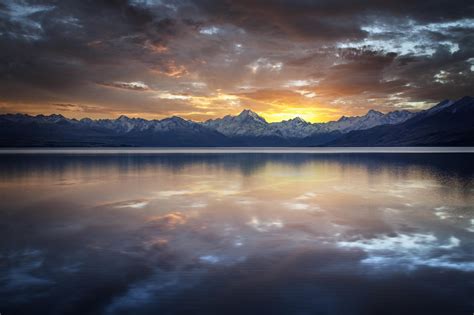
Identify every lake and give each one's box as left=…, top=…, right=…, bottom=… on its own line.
left=0, top=149, right=473, bottom=314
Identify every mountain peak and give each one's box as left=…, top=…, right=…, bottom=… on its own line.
left=161, top=116, right=188, bottom=123
left=117, top=115, right=131, bottom=121
left=238, top=109, right=266, bottom=123
left=238, top=109, right=258, bottom=117
left=366, top=109, right=383, bottom=116
left=39, top=113, right=66, bottom=123
left=1, top=96, right=471, bottom=146
left=49, top=114, right=65, bottom=119
left=288, top=117, right=306, bottom=123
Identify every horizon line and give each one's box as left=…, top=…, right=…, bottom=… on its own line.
left=1, top=147, right=473, bottom=154
left=1, top=95, right=471, bottom=124
left=0, top=107, right=420, bottom=125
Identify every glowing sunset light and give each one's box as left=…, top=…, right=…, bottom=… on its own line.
left=0, top=0, right=472, bottom=123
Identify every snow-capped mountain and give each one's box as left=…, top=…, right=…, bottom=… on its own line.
left=1, top=96, right=472, bottom=146
left=203, top=109, right=271, bottom=137
left=329, top=96, right=474, bottom=146
left=75, top=115, right=214, bottom=134
left=311, top=109, right=415, bottom=134
left=0, top=113, right=229, bottom=147
left=269, top=117, right=316, bottom=138
left=93, top=116, right=151, bottom=133
left=203, top=108, right=416, bottom=138
left=0, top=107, right=416, bottom=141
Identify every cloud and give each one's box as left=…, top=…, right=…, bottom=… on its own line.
left=0, top=0, right=472, bottom=120
left=99, top=81, right=150, bottom=91
left=50, top=103, right=109, bottom=114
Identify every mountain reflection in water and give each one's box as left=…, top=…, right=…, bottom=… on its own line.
left=0, top=153, right=473, bottom=315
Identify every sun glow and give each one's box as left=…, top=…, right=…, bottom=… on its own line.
left=260, top=107, right=340, bottom=123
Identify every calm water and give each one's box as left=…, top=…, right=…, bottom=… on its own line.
left=0, top=152, right=473, bottom=315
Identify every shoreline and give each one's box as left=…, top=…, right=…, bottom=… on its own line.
left=1, top=147, right=473, bottom=154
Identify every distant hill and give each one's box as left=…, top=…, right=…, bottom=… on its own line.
left=0, top=96, right=472, bottom=147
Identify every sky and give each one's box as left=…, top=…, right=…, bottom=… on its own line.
left=0, top=0, right=473, bottom=122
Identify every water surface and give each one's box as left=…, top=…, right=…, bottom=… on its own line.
left=0, top=152, right=473, bottom=314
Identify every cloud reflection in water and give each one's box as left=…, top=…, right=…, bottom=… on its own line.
left=0, top=153, right=473, bottom=314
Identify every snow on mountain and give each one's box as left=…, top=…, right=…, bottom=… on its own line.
left=203, top=108, right=416, bottom=138
left=112, top=116, right=149, bottom=133
left=203, top=109, right=272, bottom=137
left=37, top=114, right=68, bottom=123
left=328, top=96, right=474, bottom=146
left=3, top=97, right=473, bottom=147
left=151, top=116, right=213, bottom=133
left=424, top=99, right=454, bottom=116
left=1, top=107, right=417, bottom=140
left=0, top=113, right=69, bottom=124
left=316, top=109, right=416, bottom=134
left=268, top=117, right=316, bottom=138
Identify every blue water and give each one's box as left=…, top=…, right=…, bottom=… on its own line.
left=0, top=151, right=473, bottom=314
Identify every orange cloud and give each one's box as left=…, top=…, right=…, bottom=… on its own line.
left=144, top=41, right=168, bottom=53
left=153, top=60, right=189, bottom=78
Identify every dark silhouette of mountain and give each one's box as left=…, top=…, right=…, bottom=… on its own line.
left=0, top=114, right=231, bottom=147
left=327, top=96, right=474, bottom=146
left=0, top=96, right=472, bottom=146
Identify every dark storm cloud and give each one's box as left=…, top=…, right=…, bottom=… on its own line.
left=191, top=0, right=473, bottom=39
left=0, top=0, right=181, bottom=84
left=313, top=49, right=407, bottom=96
left=391, top=42, right=474, bottom=102
left=0, top=0, right=473, bottom=120
left=191, top=0, right=368, bottom=41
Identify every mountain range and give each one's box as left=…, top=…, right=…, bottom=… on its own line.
left=0, top=96, right=472, bottom=147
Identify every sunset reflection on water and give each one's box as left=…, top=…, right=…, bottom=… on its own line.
left=0, top=153, right=473, bottom=314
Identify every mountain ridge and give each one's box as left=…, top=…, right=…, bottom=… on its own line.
left=0, top=96, right=472, bottom=147
left=327, top=96, right=474, bottom=146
